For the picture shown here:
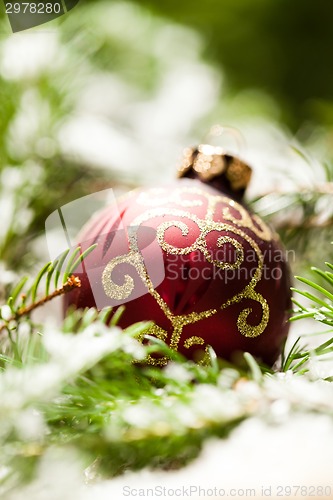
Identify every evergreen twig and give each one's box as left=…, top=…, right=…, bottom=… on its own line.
left=0, top=245, right=96, bottom=335
left=283, top=255, right=333, bottom=372
left=0, top=275, right=81, bottom=334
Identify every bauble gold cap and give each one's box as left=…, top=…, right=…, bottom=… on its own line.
left=177, top=144, right=252, bottom=197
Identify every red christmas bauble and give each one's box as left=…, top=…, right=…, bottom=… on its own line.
left=65, top=145, right=292, bottom=366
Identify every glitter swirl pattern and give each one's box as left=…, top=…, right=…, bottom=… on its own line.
left=102, top=185, right=272, bottom=365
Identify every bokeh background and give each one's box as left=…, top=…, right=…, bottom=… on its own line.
left=1, top=3, right=333, bottom=499
left=0, top=0, right=333, bottom=285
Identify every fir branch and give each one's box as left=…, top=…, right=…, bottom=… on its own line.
left=250, top=180, right=333, bottom=254
left=0, top=245, right=96, bottom=335
left=282, top=254, right=333, bottom=372
left=19, top=275, right=81, bottom=317
left=291, top=261, right=333, bottom=326
left=0, top=275, right=81, bottom=334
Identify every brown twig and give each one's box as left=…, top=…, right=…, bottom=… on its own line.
left=0, top=275, right=81, bottom=334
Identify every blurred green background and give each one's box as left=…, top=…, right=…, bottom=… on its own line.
left=0, top=0, right=332, bottom=280
left=138, top=0, right=333, bottom=132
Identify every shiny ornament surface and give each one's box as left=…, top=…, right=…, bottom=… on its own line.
left=65, top=146, right=292, bottom=366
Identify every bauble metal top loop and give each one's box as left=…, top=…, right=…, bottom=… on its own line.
left=177, top=144, right=252, bottom=196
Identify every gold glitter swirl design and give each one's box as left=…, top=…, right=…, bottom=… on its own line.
left=237, top=288, right=269, bottom=338
left=102, top=252, right=143, bottom=301
left=221, top=199, right=272, bottom=241
left=138, top=324, right=170, bottom=366
left=102, top=184, right=272, bottom=365
left=184, top=336, right=205, bottom=348
left=214, top=236, right=244, bottom=269
left=156, top=217, right=244, bottom=271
